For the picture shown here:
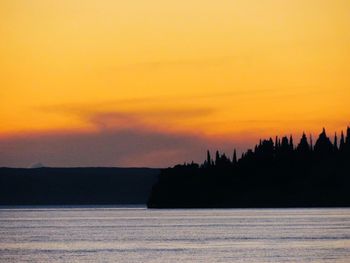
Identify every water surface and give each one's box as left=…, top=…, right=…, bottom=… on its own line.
left=0, top=207, right=349, bottom=262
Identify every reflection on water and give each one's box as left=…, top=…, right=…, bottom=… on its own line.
left=0, top=207, right=350, bottom=262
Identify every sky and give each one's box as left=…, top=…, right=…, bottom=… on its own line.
left=0, top=0, right=350, bottom=167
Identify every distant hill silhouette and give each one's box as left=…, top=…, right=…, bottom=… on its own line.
left=148, top=127, right=350, bottom=208
left=0, top=168, right=159, bottom=205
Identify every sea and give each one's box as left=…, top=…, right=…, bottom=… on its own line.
left=0, top=207, right=349, bottom=262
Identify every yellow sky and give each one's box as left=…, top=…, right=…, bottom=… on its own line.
left=1, top=0, right=350, bottom=140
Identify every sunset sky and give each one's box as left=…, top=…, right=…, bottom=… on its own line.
left=1, top=0, right=350, bottom=167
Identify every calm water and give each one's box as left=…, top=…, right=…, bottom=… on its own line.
left=0, top=208, right=350, bottom=262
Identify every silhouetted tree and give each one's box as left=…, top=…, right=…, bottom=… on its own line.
left=340, top=131, right=345, bottom=152
left=275, top=136, right=278, bottom=150
left=215, top=151, right=220, bottom=166
left=297, top=133, right=310, bottom=154
left=347, top=127, right=350, bottom=144
left=346, top=127, right=350, bottom=153
left=206, top=150, right=212, bottom=167
left=232, top=149, right=237, bottom=164
left=314, top=128, right=333, bottom=158
left=289, top=135, right=294, bottom=150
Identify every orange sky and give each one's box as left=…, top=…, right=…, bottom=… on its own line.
left=0, top=0, right=349, bottom=167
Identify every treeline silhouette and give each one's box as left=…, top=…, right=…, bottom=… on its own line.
left=148, top=127, right=350, bottom=208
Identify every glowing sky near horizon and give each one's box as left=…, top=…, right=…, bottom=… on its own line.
left=0, top=0, right=350, bottom=167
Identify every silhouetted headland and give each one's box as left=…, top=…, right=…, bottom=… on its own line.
left=0, top=168, right=159, bottom=205
left=148, top=127, right=350, bottom=208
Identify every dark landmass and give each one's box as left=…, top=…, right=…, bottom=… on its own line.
left=148, top=127, right=350, bottom=208
left=0, top=167, right=159, bottom=205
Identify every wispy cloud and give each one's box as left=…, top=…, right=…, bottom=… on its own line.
left=0, top=126, right=248, bottom=168
left=0, top=104, right=233, bottom=167
left=33, top=101, right=217, bottom=133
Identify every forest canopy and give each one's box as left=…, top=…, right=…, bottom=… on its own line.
left=148, top=127, right=350, bottom=208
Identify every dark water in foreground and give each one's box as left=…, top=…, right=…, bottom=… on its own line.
left=0, top=207, right=350, bottom=262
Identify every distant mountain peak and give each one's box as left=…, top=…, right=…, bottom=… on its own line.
left=30, top=162, right=45, bottom=168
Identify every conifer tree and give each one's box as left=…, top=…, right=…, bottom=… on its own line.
left=232, top=149, right=237, bottom=164
left=339, top=131, right=345, bottom=152
left=275, top=136, right=278, bottom=148
left=346, top=127, right=350, bottom=145
left=314, top=128, right=333, bottom=156
left=289, top=135, right=294, bottom=150
left=215, top=151, right=220, bottom=166
left=206, top=150, right=211, bottom=167
left=334, top=133, right=338, bottom=151
left=297, top=133, right=309, bottom=153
